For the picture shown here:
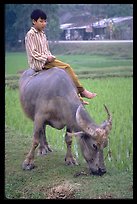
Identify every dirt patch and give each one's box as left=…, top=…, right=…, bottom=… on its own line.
left=47, top=182, right=77, bottom=199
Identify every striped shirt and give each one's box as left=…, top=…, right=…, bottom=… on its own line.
left=25, top=27, right=52, bottom=71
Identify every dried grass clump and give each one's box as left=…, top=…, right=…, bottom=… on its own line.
left=47, top=182, right=75, bottom=199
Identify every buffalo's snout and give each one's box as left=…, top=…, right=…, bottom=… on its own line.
left=90, top=168, right=106, bottom=176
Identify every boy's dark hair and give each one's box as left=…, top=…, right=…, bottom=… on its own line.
left=31, top=9, right=47, bottom=21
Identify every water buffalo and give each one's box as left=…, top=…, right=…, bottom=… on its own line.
left=19, top=67, right=112, bottom=176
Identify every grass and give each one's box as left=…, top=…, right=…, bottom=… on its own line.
left=57, top=54, right=132, bottom=69
left=5, top=52, right=133, bottom=77
left=5, top=127, right=133, bottom=199
left=5, top=41, right=133, bottom=75
left=50, top=41, right=133, bottom=58
left=5, top=52, right=28, bottom=75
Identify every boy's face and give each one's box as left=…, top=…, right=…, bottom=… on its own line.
left=32, top=17, right=47, bottom=31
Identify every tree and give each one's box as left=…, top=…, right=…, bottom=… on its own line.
left=58, top=4, right=133, bottom=19
left=5, top=4, right=60, bottom=50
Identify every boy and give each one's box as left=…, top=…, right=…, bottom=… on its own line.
left=25, top=9, right=97, bottom=104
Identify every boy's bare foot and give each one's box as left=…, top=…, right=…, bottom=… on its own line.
left=79, top=95, right=89, bottom=105
left=80, top=90, right=97, bottom=99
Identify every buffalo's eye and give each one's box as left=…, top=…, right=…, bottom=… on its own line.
left=93, top=144, right=97, bottom=150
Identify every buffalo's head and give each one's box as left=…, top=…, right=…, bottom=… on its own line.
left=71, top=104, right=112, bottom=176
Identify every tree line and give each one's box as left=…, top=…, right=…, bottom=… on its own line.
left=5, top=4, right=133, bottom=51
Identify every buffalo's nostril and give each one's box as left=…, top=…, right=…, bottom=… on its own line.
left=90, top=171, right=99, bottom=176
left=90, top=170, right=100, bottom=176
left=98, top=168, right=106, bottom=175
left=90, top=168, right=106, bottom=176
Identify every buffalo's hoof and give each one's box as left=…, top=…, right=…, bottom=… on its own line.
left=47, top=146, right=53, bottom=152
left=22, top=162, right=35, bottom=170
left=65, top=157, right=78, bottom=166
left=37, top=148, right=47, bottom=156
left=37, top=145, right=53, bottom=156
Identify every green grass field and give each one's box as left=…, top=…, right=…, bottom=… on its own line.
left=5, top=43, right=133, bottom=199
left=5, top=52, right=133, bottom=76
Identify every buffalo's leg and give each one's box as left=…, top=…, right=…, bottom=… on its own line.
left=22, top=116, right=44, bottom=170
left=37, top=125, right=52, bottom=156
left=65, top=130, right=78, bottom=165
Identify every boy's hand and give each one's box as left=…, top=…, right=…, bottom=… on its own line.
left=47, top=55, right=56, bottom=62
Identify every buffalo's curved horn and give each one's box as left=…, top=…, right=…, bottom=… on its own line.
left=100, top=104, right=112, bottom=135
left=76, top=105, right=100, bottom=139
left=76, top=105, right=112, bottom=139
